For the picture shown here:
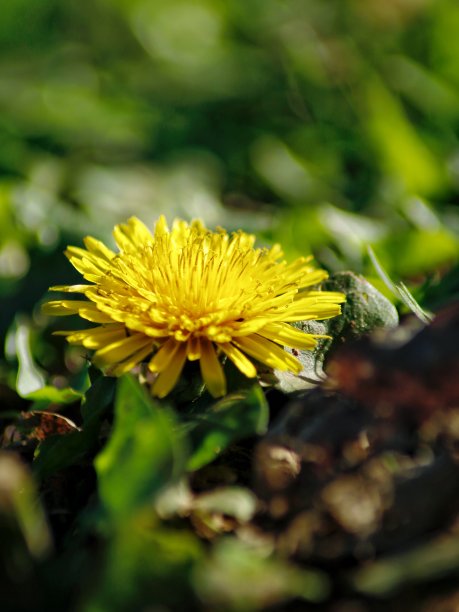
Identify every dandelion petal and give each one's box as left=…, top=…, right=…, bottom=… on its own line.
left=43, top=216, right=345, bottom=397
left=199, top=339, right=226, bottom=398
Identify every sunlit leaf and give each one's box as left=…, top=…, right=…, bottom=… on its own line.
left=95, top=375, right=186, bottom=519
left=351, top=534, right=459, bottom=596
left=365, top=78, right=444, bottom=195
left=25, top=385, right=83, bottom=405
left=368, top=245, right=432, bottom=323
left=11, top=319, right=46, bottom=397
left=185, top=385, right=268, bottom=472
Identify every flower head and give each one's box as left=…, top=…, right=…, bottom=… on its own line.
left=44, top=216, right=345, bottom=398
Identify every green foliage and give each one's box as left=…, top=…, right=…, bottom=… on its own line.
left=0, top=0, right=458, bottom=304
left=351, top=535, right=459, bottom=597
left=1, top=1, right=459, bottom=609
left=194, top=538, right=330, bottom=609
left=85, top=522, right=203, bottom=611
left=185, top=385, right=269, bottom=471
left=33, top=376, right=115, bottom=479
left=95, top=375, right=185, bottom=519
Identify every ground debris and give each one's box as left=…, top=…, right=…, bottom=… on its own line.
left=254, top=303, right=459, bottom=606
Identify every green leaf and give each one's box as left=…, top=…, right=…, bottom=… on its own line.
left=80, top=375, right=117, bottom=425
left=95, top=375, right=186, bottom=519
left=33, top=377, right=115, bottom=480
left=185, top=385, right=269, bottom=472
left=386, top=227, right=459, bottom=278
left=0, top=453, right=52, bottom=561
left=351, top=534, right=459, bottom=596
left=10, top=318, right=46, bottom=397
left=33, top=432, right=90, bottom=480
left=85, top=521, right=203, bottom=612
left=367, top=246, right=432, bottom=323
left=365, top=78, right=444, bottom=195
left=7, top=317, right=86, bottom=407
left=194, top=538, right=330, bottom=609
left=25, top=385, right=83, bottom=405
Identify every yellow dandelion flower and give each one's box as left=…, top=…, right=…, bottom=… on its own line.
left=43, top=216, right=345, bottom=398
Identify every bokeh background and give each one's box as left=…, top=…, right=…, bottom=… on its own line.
left=1, top=0, right=459, bottom=361
left=3, top=3, right=459, bottom=610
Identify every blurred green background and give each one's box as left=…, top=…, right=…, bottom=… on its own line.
left=1, top=0, right=459, bottom=340
left=2, top=3, right=459, bottom=610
